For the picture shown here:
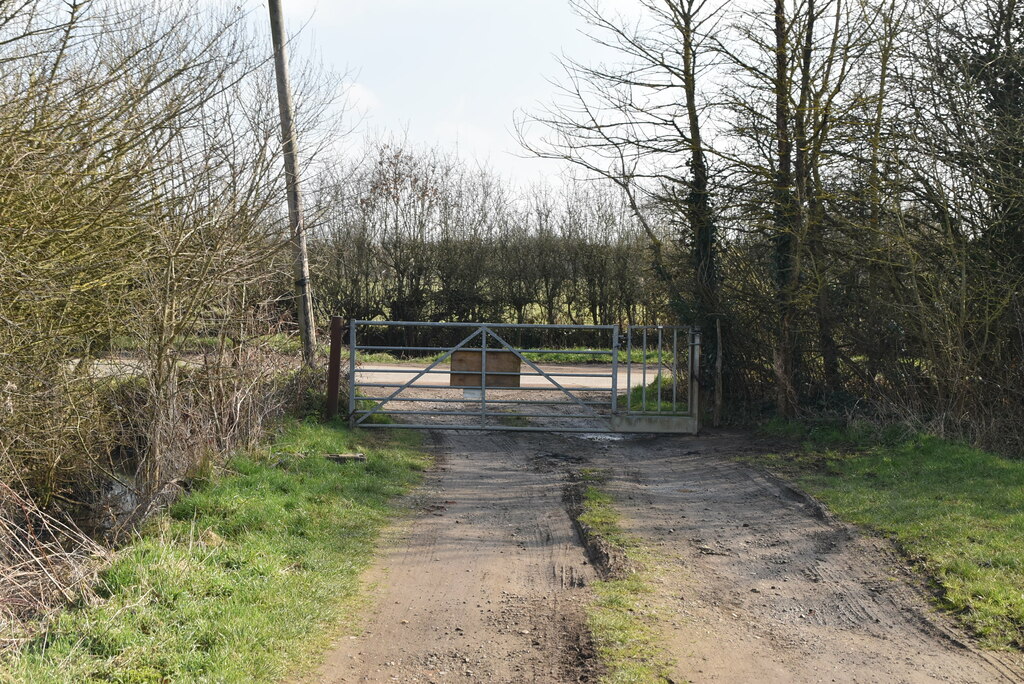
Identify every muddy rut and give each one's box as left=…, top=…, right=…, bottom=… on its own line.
left=312, top=431, right=602, bottom=683
left=310, top=429, right=1024, bottom=683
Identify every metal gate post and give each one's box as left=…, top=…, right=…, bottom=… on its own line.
left=348, top=319, right=357, bottom=428
left=657, top=326, right=664, bottom=411
left=626, top=328, right=632, bottom=412
left=672, top=328, right=679, bottom=410
left=642, top=328, right=648, bottom=413
left=611, top=325, right=620, bottom=414
left=481, top=326, right=488, bottom=420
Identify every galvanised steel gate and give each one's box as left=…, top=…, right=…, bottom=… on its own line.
left=325, top=319, right=701, bottom=434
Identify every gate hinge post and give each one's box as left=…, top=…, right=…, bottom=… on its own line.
left=348, top=319, right=358, bottom=428
left=481, top=326, right=488, bottom=420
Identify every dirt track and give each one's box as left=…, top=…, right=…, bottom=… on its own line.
left=310, top=428, right=1024, bottom=683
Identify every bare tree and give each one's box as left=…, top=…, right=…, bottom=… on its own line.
left=521, top=0, right=725, bottom=325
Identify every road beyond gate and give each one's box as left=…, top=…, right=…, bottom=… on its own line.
left=324, top=319, right=702, bottom=434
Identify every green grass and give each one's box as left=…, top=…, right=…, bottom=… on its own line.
left=577, top=476, right=673, bottom=683
left=755, top=419, right=1024, bottom=649
left=579, top=488, right=633, bottom=550
left=621, top=376, right=687, bottom=414
left=4, top=420, right=430, bottom=683
left=350, top=350, right=436, bottom=364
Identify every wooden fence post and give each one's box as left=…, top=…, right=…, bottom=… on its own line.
left=325, top=316, right=343, bottom=419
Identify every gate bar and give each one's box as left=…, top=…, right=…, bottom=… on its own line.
left=354, top=409, right=611, bottom=420
left=354, top=326, right=483, bottom=426
left=485, top=327, right=600, bottom=417
left=354, top=345, right=617, bottom=355
left=344, top=320, right=700, bottom=434
left=354, top=320, right=616, bottom=331
left=354, top=383, right=615, bottom=392
left=352, top=367, right=616, bottom=378
left=357, top=424, right=614, bottom=433
left=354, top=397, right=610, bottom=406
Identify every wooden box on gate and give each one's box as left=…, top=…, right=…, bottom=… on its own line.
left=450, top=350, right=521, bottom=388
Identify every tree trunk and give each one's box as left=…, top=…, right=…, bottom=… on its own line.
left=773, top=0, right=800, bottom=417
left=680, top=3, right=718, bottom=329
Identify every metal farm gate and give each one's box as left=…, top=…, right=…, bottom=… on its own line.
left=325, top=319, right=701, bottom=434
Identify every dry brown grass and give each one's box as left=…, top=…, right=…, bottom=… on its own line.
left=0, top=481, right=109, bottom=652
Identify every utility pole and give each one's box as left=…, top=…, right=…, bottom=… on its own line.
left=268, top=0, right=317, bottom=366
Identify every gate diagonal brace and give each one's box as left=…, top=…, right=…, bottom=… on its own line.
left=355, top=326, right=484, bottom=425
left=483, top=327, right=600, bottom=417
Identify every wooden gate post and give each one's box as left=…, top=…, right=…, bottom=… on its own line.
left=325, top=316, right=343, bottom=419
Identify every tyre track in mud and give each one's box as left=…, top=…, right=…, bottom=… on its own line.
left=309, top=414, right=1024, bottom=683
left=311, top=430, right=602, bottom=684
left=581, top=431, right=1024, bottom=683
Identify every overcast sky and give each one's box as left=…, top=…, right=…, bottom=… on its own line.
left=270, top=0, right=634, bottom=184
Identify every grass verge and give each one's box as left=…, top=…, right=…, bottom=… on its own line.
left=573, top=471, right=673, bottom=683
left=3, top=420, right=430, bottom=683
left=755, top=418, right=1024, bottom=649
